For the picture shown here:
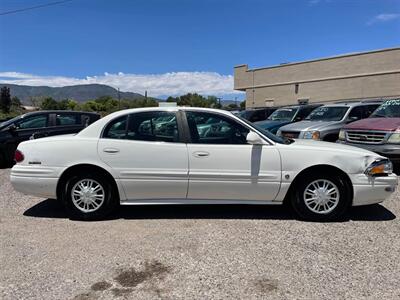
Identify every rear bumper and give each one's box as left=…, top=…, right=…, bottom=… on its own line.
left=350, top=173, right=398, bottom=206
left=338, top=141, right=400, bottom=162
left=10, top=175, right=58, bottom=199
left=10, top=165, right=61, bottom=199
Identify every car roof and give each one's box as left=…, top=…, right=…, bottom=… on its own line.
left=18, top=110, right=100, bottom=118
left=320, top=101, right=382, bottom=108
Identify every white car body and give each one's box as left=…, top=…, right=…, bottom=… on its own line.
left=10, top=107, right=397, bottom=215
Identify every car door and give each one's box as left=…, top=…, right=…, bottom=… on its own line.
left=98, top=111, right=189, bottom=200
left=184, top=110, right=281, bottom=201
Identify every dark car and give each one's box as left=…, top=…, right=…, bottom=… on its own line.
left=0, top=110, right=100, bottom=167
left=238, top=107, right=277, bottom=123
left=338, top=99, right=400, bottom=166
left=254, top=104, right=321, bottom=134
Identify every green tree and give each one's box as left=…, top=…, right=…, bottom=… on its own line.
left=66, top=99, right=79, bottom=110
left=11, top=96, right=22, bottom=109
left=0, top=86, right=11, bottom=113
left=240, top=100, right=246, bottom=110
left=40, top=97, right=59, bottom=110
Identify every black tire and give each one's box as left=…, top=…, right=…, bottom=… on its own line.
left=290, top=172, right=351, bottom=221
left=63, top=172, right=119, bottom=221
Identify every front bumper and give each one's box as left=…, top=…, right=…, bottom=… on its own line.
left=349, top=173, right=398, bottom=206
left=338, top=141, right=400, bottom=162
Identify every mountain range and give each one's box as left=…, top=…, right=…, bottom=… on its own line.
left=0, top=83, right=145, bottom=104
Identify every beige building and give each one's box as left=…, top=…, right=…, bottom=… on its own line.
left=234, top=47, right=400, bottom=108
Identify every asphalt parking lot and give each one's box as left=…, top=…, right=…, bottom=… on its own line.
left=1, top=169, right=399, bottom=300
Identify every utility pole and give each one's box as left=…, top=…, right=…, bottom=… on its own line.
left=117, top=88, right=121, bottom=110
left=216, top=97, right=222, bottom=108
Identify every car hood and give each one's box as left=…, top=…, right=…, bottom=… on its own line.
left=254, top=120, right=291, bottom=130
left=344, top=117, right=400, bottom=131
left=279, top=120, right=340, bottom=132
left=289, top=139, right=375, bottom=156
left=277, top=139, right=385, bottom=174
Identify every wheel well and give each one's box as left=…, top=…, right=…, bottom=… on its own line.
left=56, top=164, right=119, bottom=201
left=284, top=164, right=354, bottom=204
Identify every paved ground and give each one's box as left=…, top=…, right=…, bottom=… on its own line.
left=1, top=169, right=399, bottom=300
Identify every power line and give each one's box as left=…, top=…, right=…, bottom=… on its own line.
left=0, top=0, right=73, bottom=16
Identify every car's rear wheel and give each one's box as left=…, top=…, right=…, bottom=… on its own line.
left=63, top=173, right=118, bottom=220
left=291, top=172, right=351, bottom=221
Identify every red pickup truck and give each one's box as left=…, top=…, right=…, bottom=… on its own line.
left=338, top=99, right=400, bottom=166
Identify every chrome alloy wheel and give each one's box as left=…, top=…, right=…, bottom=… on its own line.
left=303, top=179, right=340, bottom=214
left=71, top=179, right=105, bottom=213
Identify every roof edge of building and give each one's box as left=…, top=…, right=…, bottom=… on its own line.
left=242, top=46, right=400, bottom=72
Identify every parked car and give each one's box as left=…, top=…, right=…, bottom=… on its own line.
left=238, top=107, right=277, bottom=122
left=10, top=107, right=397, bottom=222
left=254, top=104, right=321, bottom=134
left=338, top=99, right=400, bottom=166
left=277, top=101, right=381, bottom=142
left=0, top=111, right=100, bottom=167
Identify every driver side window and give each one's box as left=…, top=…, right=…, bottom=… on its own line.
left=186, top=111, right=249, bottom=144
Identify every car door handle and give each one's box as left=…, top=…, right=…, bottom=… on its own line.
left=103, top=148, right=120, bottom=154
left=193, top=151, right=210, bottom=158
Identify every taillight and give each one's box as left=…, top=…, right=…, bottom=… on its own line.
left=14, top=150, right=24, bottom=163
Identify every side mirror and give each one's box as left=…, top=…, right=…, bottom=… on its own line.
left=347, top=116, right=359, bottom=123
left=246, top=131, right=263, bottom=145
left=294, top=116, right=302, bottom=122
left=8, top=125, right=17, bottom=134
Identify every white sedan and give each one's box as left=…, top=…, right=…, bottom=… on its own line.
left=10, top=107, right=398, bottom=221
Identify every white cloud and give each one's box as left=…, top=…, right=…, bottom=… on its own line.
left=0, top=71, right=241, bottom=97
left=367, top=13, right=400, bottom=25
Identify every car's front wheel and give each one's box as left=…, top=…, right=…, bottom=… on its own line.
left=291, top=172, right=351, bottom=221
left=63, top=173, right=118, bottom=220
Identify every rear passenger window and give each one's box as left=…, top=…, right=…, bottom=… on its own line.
left=103, top=116, right=128, bottom=139
left=126, top=112, right=179, bottom=142
left=56, top=114, right=79, bottom=126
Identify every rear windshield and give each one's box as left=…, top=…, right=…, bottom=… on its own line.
left=370, top=99, right=400, bottom=118
left=305, top=106, right=349, bottom=121
left=268, top=107, right=298, bottom=121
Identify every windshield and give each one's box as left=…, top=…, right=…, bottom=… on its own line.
left=237, top=115, right=287, bottom=144
left=305, top=106, right=349, bottom=121
left=268, top=107, right=298, bottom=121
left=370, top=99, right=400, bottom=118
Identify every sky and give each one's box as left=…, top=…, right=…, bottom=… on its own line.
left=0, top=0, right=399, bottom=99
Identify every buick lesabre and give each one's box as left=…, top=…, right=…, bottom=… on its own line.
left=10, top=107, right=398, bottom=221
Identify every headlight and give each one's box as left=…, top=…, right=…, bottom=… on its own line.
left=303, top=131, right=320, bottom=140
left=338, top=129, right=346, bottom=140
left=365, top=159, right=393, bottom=177
left=388, top=133, right=400, bottom=144
left=276, top=130, right=282, bottom=137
